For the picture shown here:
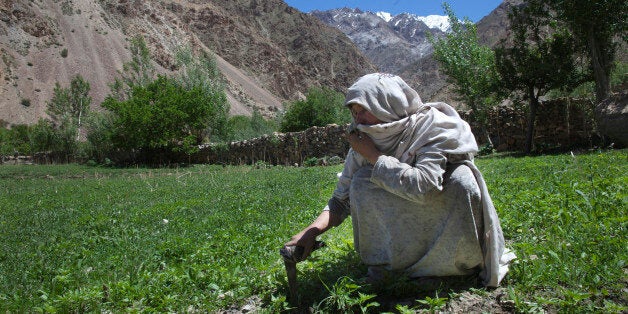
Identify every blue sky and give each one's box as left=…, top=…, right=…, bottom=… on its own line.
left=283, top=0, right=503, bottom=22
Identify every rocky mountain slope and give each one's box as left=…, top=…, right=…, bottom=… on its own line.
left=311, top=8, right=447, bottom=75
left=311, top=1, right=521, bottom=104
left=0, top=0, right=376, bottom=126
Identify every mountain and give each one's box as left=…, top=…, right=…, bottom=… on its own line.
left=311, top=8, right=447, bottom=76
left=0, top=0, right=376, bottom=126
left=310, top=1, right=520, bottom=104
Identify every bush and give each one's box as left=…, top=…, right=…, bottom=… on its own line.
left=280, top=87, right=350, bottom=132
left=84, top=112, right=116, bottom=163
left=28, top=119, right=58, bottom=153
left=224, top=110, right=277, bottom=142
left=102, top=75, right=228, bottom=154
left=0, top=124, right=32, bottom=156
left=60, top=48, right=68, bottom=58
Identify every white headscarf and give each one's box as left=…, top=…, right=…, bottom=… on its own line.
left=345, top=73, right=478, bottom=163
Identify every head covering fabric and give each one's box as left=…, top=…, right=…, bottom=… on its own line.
left=345, top=73, right=422, bottom=122
left=344, top=73, right=478, bottom=164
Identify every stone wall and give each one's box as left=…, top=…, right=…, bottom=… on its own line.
left=467, top=98, right=596, bottom=152
left=8, top=98, right=598, bottom=166
left=188, top=124, right=350, bottom=166
left=188, top=98, right=596, bottom=166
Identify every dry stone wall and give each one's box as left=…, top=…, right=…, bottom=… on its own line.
left=188, top=125, right=350, bottom=166
left=9, top=98, right=598, bottom=166
left=190, top=98, right=596, bottom=166
left=467, top=98, right=596, bottom=152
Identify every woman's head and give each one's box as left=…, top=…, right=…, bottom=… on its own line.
left=345, top=73, right=423, bottom=123
left=349, top=103, right=383, bottom=125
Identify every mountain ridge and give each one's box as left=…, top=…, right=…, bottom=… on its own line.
left=310, top=1, right=519, bottom=104
left=0, top=0, right=376, bottom=126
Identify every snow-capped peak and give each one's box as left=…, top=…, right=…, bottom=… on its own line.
left=375, top=11, right=450, bottom=32
left=416, top=15, right=450, bottom=32
left=376, top=11, right=393, bottom=22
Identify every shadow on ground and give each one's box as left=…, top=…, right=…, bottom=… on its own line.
left=281, top=250, right=510, bottom=313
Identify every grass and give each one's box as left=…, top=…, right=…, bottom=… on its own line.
left=0, top=150, right=626, bottom=312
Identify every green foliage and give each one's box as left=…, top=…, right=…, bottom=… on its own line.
left=48, top=75, right=91, bottom=128
left=280, top=87, right=349, bottom=132
left=416, top=292, right=448, bottom=313
left=0, top=121, right=68, bottom=157
left=540, top=0, right=627, bottom=102
left=109, top=36, right=155, bottom=101
left=20, top=98, right=30, bottom=107
left=430, top=3, right=501, bottom=141
left=0, top=150, right=625, bottom=312
left=28, top=119, right=61, bottom=153
left=174, top=46, right=222, bottom=91
left=225, top=110, right=277, bottom=142
left=83, top=112, right=116, bottom=163
left=101, top=41, right=229, bottom=160
left=102, top=75, right=228, bottom=154
left=495, top=3, right=588, bottom=153
left=60, top=48, right=68, bottom=58
left=0, top=124, right=31, bottom=155
left=482, top=150, right=627, bottom=313
left=43, top=75, right=92, bottom=158
left=0, top=163, right=341, bottom=312
left=315, top=277, right=379, bottom=313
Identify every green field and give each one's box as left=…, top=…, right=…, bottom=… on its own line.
left=0, top=150, right=626, bottom=313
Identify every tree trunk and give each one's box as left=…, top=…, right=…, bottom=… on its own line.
left=482, top=126, right=493, bottom=148
left=525, top=86, right=538, bottom=154
left=588, top=31, right=610, bottom=104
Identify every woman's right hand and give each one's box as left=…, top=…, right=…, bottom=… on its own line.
left=284, top=227, right=320, bottom=260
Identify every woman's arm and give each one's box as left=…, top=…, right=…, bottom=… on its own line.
left=369, top=152, right=447, bottom=202
left=285, top=207, right=345, bottom=259
left=348, top=131, right=448, bottom=202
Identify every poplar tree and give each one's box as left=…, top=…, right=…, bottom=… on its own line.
left=430, top=3, right=501, bottom=146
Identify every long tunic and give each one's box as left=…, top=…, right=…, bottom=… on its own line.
left=326, top=73, right=514, bottom=287
left=325, top=150, right=514, bottom=287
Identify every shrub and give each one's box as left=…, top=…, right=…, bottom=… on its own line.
left=60, top=48, right=68, bottom=58
left=0, top=124, right=32, bottom=156
left=28, top=119, right=59, bottom=153
left=280, top=87, right=350, bottom=132
left=102, top=75, right=228, bottom=154
left=84, top=112, right=116, bottom=163
left=20, top=98, right=30, bottom=107
left=224, top=110, right=277, bottom=142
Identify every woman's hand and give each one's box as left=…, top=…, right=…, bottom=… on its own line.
left=284, top=210, right=342, bottom=260
left=347, top=131, right=382, bottom=164
left=285, top=227, right=320, bottom=260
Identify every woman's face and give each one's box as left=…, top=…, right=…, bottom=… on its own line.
left=349, top=103, right=383, bottom=125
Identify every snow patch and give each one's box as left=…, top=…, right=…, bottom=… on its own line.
left=416, top=15, right=450, bottom=32
left=376, top=11, right=392, bottom=22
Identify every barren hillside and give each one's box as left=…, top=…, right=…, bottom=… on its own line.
left=0, top=0, right=375, bottom=126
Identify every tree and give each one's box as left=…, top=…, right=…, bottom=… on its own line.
left=495, top=3, right=586, bottom=153
left=174, top=46, right=229, bottom=141
left=225, top=110, right=277, bottom=142
left=430, top=3, right=501, bottom=146
left=540, top=0, right=627, bottom=103
left=102, top=75, right=228, bottom=154
left=48, top=75, right=91, bottom=132
left=280, top=87, right=350, bottom=132
left=46, top=75, right=92, bottom=156
left=109, top=36, right=155, bottom=101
